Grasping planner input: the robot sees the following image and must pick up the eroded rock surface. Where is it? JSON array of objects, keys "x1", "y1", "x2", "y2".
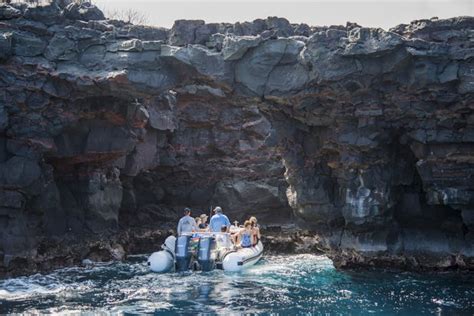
[{"x1": 0, "y1": 2, "x2": 473, "y2": 275}]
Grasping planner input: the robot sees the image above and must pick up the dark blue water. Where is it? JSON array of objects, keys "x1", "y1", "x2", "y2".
[{"x1": 0, "y1": 254, "x2": 473, "y2": 315}]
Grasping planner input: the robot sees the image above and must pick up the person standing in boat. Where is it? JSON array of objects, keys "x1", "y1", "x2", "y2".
[
  {"x1": 177, "y1": 207, "x2": 197, "y2": 236},
  {"x1": 209, "y1": 206, "x2": 231, "y2": 232}
]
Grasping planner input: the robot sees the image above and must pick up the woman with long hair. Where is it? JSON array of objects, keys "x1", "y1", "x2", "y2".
[{"x1": 249, "y1": 216, "x2": 261, "y2": 245}]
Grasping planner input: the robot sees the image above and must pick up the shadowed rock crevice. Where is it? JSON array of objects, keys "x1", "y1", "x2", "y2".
[{"x1": 0, "y1": 2, "x2": 473, "y2": 275}]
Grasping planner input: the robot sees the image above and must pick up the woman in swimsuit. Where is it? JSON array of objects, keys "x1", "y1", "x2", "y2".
[
  {"x1": 238, "y1": 220, "x2": 253, "y2": 248},
  {"x1": 249, "y1": 216, "x2": 261, "y2": 246}
]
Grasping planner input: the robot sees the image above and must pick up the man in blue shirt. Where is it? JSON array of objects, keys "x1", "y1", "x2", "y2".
[{"x1": 209, "y1": 206, "x2": 231, "y2": 232}]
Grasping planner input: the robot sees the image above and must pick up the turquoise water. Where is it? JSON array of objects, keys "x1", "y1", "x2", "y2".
[{"x1": 0, "y1": 254, "x2": 473, "y2": 315}]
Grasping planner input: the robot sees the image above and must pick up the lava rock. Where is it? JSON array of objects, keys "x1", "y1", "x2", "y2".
[
  {"x1": 168, "y1": 19, "x2": 205, "y2": 46},
  {"x1": 0, "y1": 32, "x2": 12, "y2": 60},
  {"x1": 344, "y1": 27, "x2": 403, "y2": 56},
  {"x1": 44, "y1": 34, "x2": 76, "y2": 61},
  {"x1": 222, "y1": 35, "x2": 262, "y2": 61},
  {"x1": 0, "y1": 190, "x2": 25, "y2": 209},
  {"x1": 63, "y1": 2, "x2": 105, "y2": 21},
  {"x1": 235, "y1": 39, "x2": 289, "y2": 96},
  {"x1": 24, "y1": 3, "x2": 63, "y2": 26},
  {"x1": 12, "y1": 31, "x2": 46, "y2": 57},
  {"x1": 0, "y1": 156, "x2": 41, "y2": 188},
  {"x1": 0, "y1": 13, "x2": 473, "y2": 274},
  {"x1": 0, "y1": 4, "x2": 21, "y2": 20}
]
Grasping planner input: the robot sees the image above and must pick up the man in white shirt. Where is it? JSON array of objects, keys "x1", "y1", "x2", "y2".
[
  {"x1": 177, "y1": 208, "x2": 197, "y2": 235},
  {"x1": 216, "y1": 225, "x2": 234, "y2": 249}
]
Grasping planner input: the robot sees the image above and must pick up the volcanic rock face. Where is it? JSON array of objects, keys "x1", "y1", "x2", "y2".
[{"x1": 0, "y1": 2, "x2": 473, "y2": 274}]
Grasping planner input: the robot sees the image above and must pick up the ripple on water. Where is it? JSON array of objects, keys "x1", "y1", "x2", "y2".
[{"x1": 0, "y1": 254, "x2": 473, "y2": 315}]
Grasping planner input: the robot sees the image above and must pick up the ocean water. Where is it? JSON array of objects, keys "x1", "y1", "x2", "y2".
[{"x1": 0, "y1": 254, "x2": 473, "y2": 315}]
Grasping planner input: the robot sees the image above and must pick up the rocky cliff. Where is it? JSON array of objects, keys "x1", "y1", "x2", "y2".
[{"x1": 0, "y1": 2, "x2": 473, "y2": 276}]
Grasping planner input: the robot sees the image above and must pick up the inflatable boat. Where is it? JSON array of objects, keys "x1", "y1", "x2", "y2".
[{"x1": 147, "y1": 232, "x2": 263, "y2": 273}]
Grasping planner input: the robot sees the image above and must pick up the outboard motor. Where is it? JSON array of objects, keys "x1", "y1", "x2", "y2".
[
  {"x1": 197, "y1": 236, "x2": 216, "y2": 271},
  {"x1": 175, "y1": 235, "x2": 192, "y2": 271}
]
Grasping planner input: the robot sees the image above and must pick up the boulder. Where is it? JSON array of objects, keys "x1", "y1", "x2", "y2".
[
  {"x1": 194, "y1": 23, "x2": 219, "y2": 45},
  {"x1": 161, "y1": 44, "x2": 233, "y2": 82},
  {"x1": 15, "y1": 19, "x2": 49, "y2": 36},
  {"x1": 303, "y1": 31, "x2": 359, "y2": 82},
  {"x1": 235, "y1": 39, "x2": 289, "y2": 96},
  {"x1": 0, "y1": 4, "x2": 21, "y2": 20},
  {"x1": 63, "y1": 2, "x2": 105, "y2": 21},
  {"x1": 168, "y1": 19, "x2": 205, "y2": 46},
  {"x1": 0, "y1": 156, "x2": 41, "y2": 189},
  {"x1": 24, "y1": 3, "x2": 63, "y2": 26},
  {"x1": 26, "y1": 92, "x2": 49, "y2": 109},
  {"x1": 12, "y1": 32, "x2": 46, "y2": 57},
  {"x1": 44, "y1": 34, "x2": 76, "y2": 60},
  {"x1": 265, "y1": 16, "x2": 294, "y2": 37},
  {"x1": 79, "y1": 44, "x2": 106, "y2": 67},
  {"x1": 265, "y1": 63, "x2": 309, "y2": 95},
  {"x1": 293, "y1": 23, "x2": 311, "y2": 36},
  {"x1": 206, "y1": 33, "x2": 225, "y2": 50},
  {"x1": 222, "y1": 35, "x2": 262, "y2": 61},
  {"x1": 438, "y1": 62, "x2": 459, "y2": 83},
  {"x1": 344, "y1": 27, "x2": 403, "y2": 56},
  {"x1": 232, "y1": 19, "x2": 267, "y2": 36}
]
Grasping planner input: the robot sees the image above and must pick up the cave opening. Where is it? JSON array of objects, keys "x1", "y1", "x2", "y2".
[{"x1": 391, "y1": 137, "x2": 468, "y2": 255}]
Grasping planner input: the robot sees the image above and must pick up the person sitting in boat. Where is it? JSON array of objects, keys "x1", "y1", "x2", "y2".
[
  {"x1": 216, "y1": 225, "x2": 234, "y2": 249},
  {"x1": 237, "y1": 220, "x2": 253, "y2": 248},
  {"x1": 198, "y1": 214, "x2": 209, "y2": 231},
  {"x1": 177, "y1": 207, "x2": 197, "y2": 236},
  {"x1": 230, "y1": 220, "x2": 240, "y2": 244},
  {"x1": 209, "y1": 206, "x2": 230, "y2": 232},
  {"x1": 195, "y1": 216, "x2": 202, "y2": 228},
  {"x1": 249, "y1": 216, "x2": 261, "y2": 245}
]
